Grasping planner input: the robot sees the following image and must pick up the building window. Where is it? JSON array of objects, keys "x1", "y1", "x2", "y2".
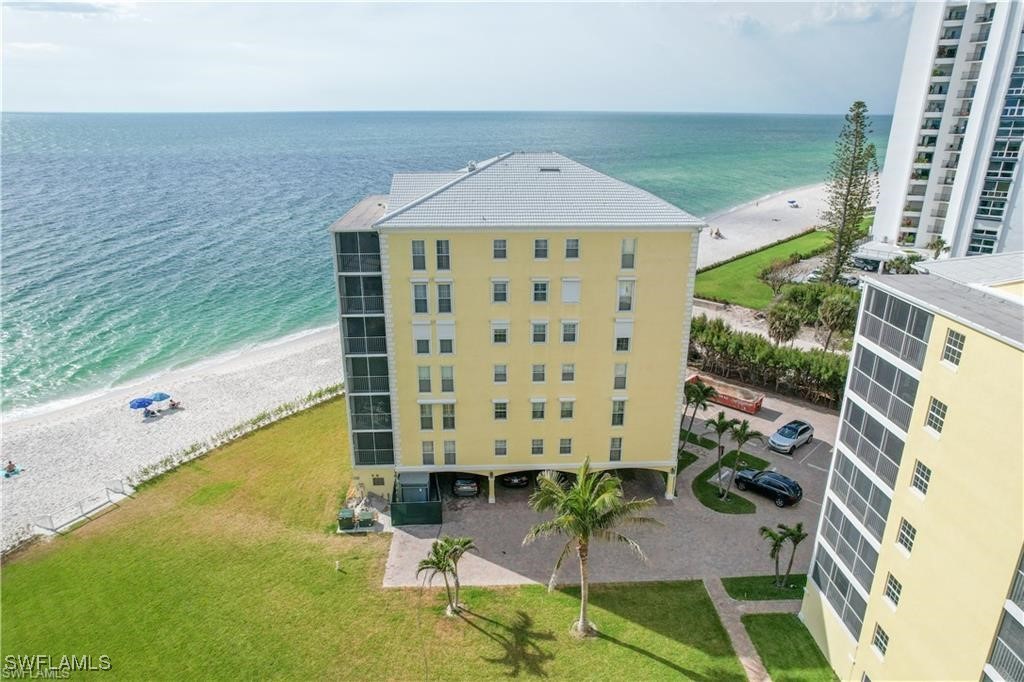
[
  {"x1": 533, "y1": 281, "x2": 549, "y2": 302},
  {"x1": 942, "y1": 329, "x2": 965, "y2": 366},
  {"x1": 897, "y1": 518, "x2": 916, "y2": 553},
  {"x1": 621, "y1": 238, "x2": 636, "y2": 269},
  {"x1": 532, "y1": 364, "x2": 546, "y2": 383},
  {"x1": 925, "y1": 397, "x2": 947, "y2": 433},
  {"x1": 417, "y1": 366, "x2": 431, "y2": 393},
  {"x1": 412, "y1": 240, "x2": 426, "y2": 271},
  {"x1": 612, "y1": 399, "x2": 626, "y2": 426},
  {"x1": 414, "y1": 323, "x2": 431, "y2": 355},
  {"x1": 437, "y1": 322, "x2": 455, "y2": 355},
  {"x1": 421, "y1": 441, "x2": 434, "y2": 465},
  {"x1": 531, "y1": 438, "x2": 544, "y2": 455},
  {"x1": 561, "y1": 321, "x2": 578, "y2": 343},
  {"x1": 442, "y1": 404, "x2": 456, "y2": 430},
  {"x1": 565, "y1": 238, "x2": 580, "y2": 259},
  {"x1": 436, "y1": 240, "x2": 451, "y2": 270},
  {"x1": 443, "y1": 440, "x2": 456, "y2": 465},
  {"x1": 559, "y1": 438, "x2": 573, "y2": 455},
  {"x1": 494, "y1": 401, "x2": 508, "y2": 420},
  {"x1": 532, "y1": 322, "x2": 548, "y2": 344},
  {"x1": 534, "y1": 239, "x2": 548, "y2": 259},
  {"x1": 561, "y1": 363, "x2": 575, "y2": 382},
  {"x1": 494, "y1": 364, "x2": 507, "y2": 383},
  {"x1": 532, "y1": 401, "x2": 546, "y2": 420},
  {"x1": 871, "y1": 624, "x2": 889, "y2": 657},
  {"x1": 420, "y1": 404, "x2": 433, "y2": 430},
  {"x1": 617, "y1": 280, "x2": 635, "y2": 312},
  {"x1": 492, "y1": 280, "x2": 509, "y2": 303},
  {"x1": 493, "y1": 239, "x2": 507, "y2": 260},
  {"x1": 614, "y1": 363, "x2": 628, "y2": 390},
  {"x1": 561, "y1": 278, "x2": 581, "y2": 304},
  {"x1": 883, "y1": 574, "x2": 902, "y2": 606},
  {"x1": 911, "y1": 461, "x2": 931, "y2": 495},
  {"x1": 440, "y1": 366, "x2": 454, "y2": 392},
  {"x1": 492, "y1": 322, "x2": 509, "y2": 344},
  {"x1": 614, "y1": 319, "x2": 633, "y2": 352},
  {"x1": 610, "y1": 437, "x2": 622, "y2": 461},
  {"x1": 413, "y1": 283, "x2": 428, "y2": 314},
  {"x1": 437, "y1": 283, "x2": 452, "y2": 314},
  {"x1": 494, "y1": 439, "x2": 507, "y2": 457},
  {"x1": 560, "y1": 400, "x2": 574, "y2": 419}
]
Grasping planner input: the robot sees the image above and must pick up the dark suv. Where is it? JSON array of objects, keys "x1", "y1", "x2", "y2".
[{"x1": 734, "y1": 470, "x2": 803, "y2": 507}]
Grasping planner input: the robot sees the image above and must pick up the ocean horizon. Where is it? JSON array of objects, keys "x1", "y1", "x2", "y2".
[{"x1": 1, "y1": 111, "x2": 891, "y2": 414}]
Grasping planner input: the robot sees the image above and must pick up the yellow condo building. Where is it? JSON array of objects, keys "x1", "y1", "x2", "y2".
[
  {"x1": 800, "y1": 251, "x2": 1024, "y2": 682},
  {"x1": 329, "y1": 152, "x2": 703, "y2": 508}
]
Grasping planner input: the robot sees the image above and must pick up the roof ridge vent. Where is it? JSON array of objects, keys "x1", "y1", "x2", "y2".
[{"x1": 539, "y1": 166, "x2": 561, "y2": 172}]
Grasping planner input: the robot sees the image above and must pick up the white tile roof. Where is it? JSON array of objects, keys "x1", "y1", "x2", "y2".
[
  {"x1": 375, "y1": 152, "x2": 702, "y2": 229},
  {"x1": 916, "y1": 251, "x2": 1024, "y2": 286}
]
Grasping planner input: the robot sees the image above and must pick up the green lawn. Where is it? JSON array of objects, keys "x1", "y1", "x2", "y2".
[
  {"x1": 695, "y1": 231, "x2": 831, "y2": 309},
  {"x1": 691, "y1": 450, "x2": 770, "y2": 514},
  {"x1": 742, "y1": 614, "x2": 837, "y2": 682},
  {"x1": 722, "y1": 574, "x2": 807, "y2": 601},
  {"x1": 1, "y1": 398, "x2": 746, "y2": 680},
  {"x1": 680, "y1": 429, "x2": 717, "y2": 450},
  {"x1": 677, "y1": 450, "x2": 700, "y2": 472}
]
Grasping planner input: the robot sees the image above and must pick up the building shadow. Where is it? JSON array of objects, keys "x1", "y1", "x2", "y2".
[{"x1": 458, "y1": 608, "x2": 556, "y2": 677}]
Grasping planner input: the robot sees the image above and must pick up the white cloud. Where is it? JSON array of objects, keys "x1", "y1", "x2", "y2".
[
  {"x1": 4, "y1": 41, "x2": 62, "y2": 53},
  {"x1": 725, "y1": 2, "x2": 912, "y2": 35}
]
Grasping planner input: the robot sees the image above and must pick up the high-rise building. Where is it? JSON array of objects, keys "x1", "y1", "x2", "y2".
[
  {"x1": 800, "y1": 251, "x2": 1024, "y2": 681},
  {"x1": 329, "y1": 152, "x2": 702, "y2": 508},
  {"x1": 872, "y1": 1, "x2": 1024, "y2": 257}
]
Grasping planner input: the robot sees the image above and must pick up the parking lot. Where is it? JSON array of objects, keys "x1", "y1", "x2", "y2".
[{"x1": 383, "y1": 391, "x2": 838, "y2": 588}]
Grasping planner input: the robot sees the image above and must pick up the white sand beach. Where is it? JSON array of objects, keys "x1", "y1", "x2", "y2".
[
  {"x1": 0, "y1": 182, "x2": 827, "y2": 552},
  {"x1": 1, "y1": 327, "x2": 343, "y2": 550},
  {"x1": 701, "y1": 183, "x2": 828, "y2": 268}
]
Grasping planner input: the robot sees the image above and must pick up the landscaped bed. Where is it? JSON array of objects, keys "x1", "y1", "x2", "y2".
[
  {"x1": 1, "y1": 398, "x2": 748, "y2": 680},
  {"x1": 695, "y1": 231, "x2": 831, "y2": 309},
  {"x1": 722, "y1": 574, "x2": 807, "y2": 601},
  {"x1": 691, "y1": 450, "x2": 770, "y2": 514},
  {"x1": 742, "y1": 613, "x2": 837, "y2": 682}
]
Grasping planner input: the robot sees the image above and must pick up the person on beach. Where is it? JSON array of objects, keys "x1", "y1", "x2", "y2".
[
  {"x1": 169, "y1": 399, "x2": 181, "y2": 409},
  {"x1": 5, "y1": 461, "x2": 16, "y2": 474}
]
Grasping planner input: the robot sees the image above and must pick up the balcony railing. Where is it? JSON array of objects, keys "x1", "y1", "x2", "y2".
[
  {"x1": 340, "y1": 295, "x2": 385, "y2": 315},
  {"x1": 970, "y1": 31, "x2": 989, "y2": 42},
  {"x1": 963, "y1": 70, "x2": 981, "y2": 80},
  {"x1": 347, "y1": 375, "x2": 390, "y2": 393},
  {"x1": 351, "y1": 413, "x2": 393, "y2": 430},
  {"x1": 932, "y1": 208, "x2": 948, "y2": 218},
  {"x1": 343, "y1": 336, "x2": 387, "y2": 355},
  {"x1": 1011, "y1": 567, "x2": 1024, "y2": 609},
  {"x1": 337, "y1": 254, "x2": 382, "y2": 273},
  {"x1": 990, "y1": 637, "x2": 1024, "y2": 682},
  {"x1": 849, "y1": 371, "x2": 913, "y2": 431},
  {"x1": 957, "y1": 89, "x2": 976, "y2": 99},
  {"x1": 354, "y1": 449, "x2": 395, "y2": 466},
  {"x1": 860, "y1": 312, "x2": 928, "y2": 369}
]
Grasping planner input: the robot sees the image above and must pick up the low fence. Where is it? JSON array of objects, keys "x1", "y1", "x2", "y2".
[{"x1": 34, "y1": 480, "x2": 133, "y2": 535}]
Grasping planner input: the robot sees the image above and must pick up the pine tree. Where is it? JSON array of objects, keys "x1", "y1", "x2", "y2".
[{"x1": 820, "y1": 101, "x2": 879, "y2": 283}]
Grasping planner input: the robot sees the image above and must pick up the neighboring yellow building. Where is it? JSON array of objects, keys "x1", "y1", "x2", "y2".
[
  {"x1": 329, "y1": 152, "x2": 703, "y2": 506},
  {"x1": 800, "y1": 251, "x2": 1024, "y2": 681}
]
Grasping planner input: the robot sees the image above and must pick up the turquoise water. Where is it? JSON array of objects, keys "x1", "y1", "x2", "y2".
[{"x1": 1, "y1": 112, "x2": 890, "y2": 412}]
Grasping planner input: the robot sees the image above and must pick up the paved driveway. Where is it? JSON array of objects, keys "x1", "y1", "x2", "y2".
[{"x1": 384, "y1": 392, "x2": 837, "y2": 588}]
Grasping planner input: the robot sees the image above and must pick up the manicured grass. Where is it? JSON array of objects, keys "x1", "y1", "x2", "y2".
[
  {"x1": 1, "y1": 398, "x2": 746, "y2": 680},
  {"x1": 680, "y1": 429, "x2": 717, "y2": 450},
  {"x1": 691, "y1": 450, "x2": 770, "y2": 514},
  {"x1": 742, "y1": 614, "x2": 837, "y2": 682},
  {"x1": 695, "y1": 231, "x2": 831, "y2": 309},
  {"x1": 677, "y1": 450, "x2": 700, "y2": 472},
  {"x1": 722, "y1": 574, "x2": 807, "y2": 601}
]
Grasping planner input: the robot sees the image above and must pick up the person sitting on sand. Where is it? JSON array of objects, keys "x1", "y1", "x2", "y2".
[
  {"x1": 143, "y1": 408, "x2": 157, "y2": 418},
  {"x1": 5, "y1": 461, "x2": 16, "y2": 474},
  {"x1": 169, "y1": 399, "x2": 181, "y2": 409}
]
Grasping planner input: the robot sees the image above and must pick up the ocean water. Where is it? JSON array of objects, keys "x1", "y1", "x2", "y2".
[{"x1": 0, "y1": 111, "x2": 890, "y2": 413}]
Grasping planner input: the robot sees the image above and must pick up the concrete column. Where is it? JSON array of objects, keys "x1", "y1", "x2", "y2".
[
  {"x1": 488, "y1": 472, "x2": 496, "y2": 504},
  {"x1": 664, "y1": 467, "x2": 677, "y2": 500}
]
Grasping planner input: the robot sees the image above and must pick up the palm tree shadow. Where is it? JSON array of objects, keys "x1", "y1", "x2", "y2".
[
  {"x1": 594, "y1": 632, "x2": 720, "y2": 682},
  {"x1": 458, "y1": 609, "x2": 556, "y2": 677}
]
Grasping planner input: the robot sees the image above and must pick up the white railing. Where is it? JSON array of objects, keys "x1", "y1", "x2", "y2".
[
  {"x1": 34, "y1": 480, "x2": 133, "y2": 535},
  {"x1": 990, "y1": 637, "x2": 1024, "y2": 682}
]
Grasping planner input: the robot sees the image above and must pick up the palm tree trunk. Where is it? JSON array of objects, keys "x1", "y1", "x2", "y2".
[
  {"x1": 452, "y1": 567, "x2": 461, "y2": 612},
  {"x1": 783, "y1": 546, "x2": 797, "y2": 586},
  {"x1": 716, "y1": 444, "x2": 725, "y2": 497},
  {"x1": 824, "y1": 328, "x2": 834, "y2": 351},
  {"x1": 723, "y1": 449, "x2": 739, "y2": 500},
  {"x1": 684, "y1": 405, "x2": 699, "y2": 451},
  {"x1": 577, "y1": 540, "x2": 591, "y2": 635},
  {"x1": 442, "y1": 573, "x2": 455, "y2": 616}
]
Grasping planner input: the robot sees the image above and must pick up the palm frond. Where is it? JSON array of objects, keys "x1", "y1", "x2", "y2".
[{"x1": 547, "y1": 540, "x2": 575, "y2": 592}]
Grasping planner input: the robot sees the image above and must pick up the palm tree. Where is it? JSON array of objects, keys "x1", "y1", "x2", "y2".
[
  {"x1": 781, "y1": 522, "x2": 808, "y2": 587},
  {"x1": 523, "y1": 458, "x2": 660, "y2": 637},
  {"x1": 417, "y1": 540, "x2": 456, "y2": 616},
  {"x1": 722, "y1": 419, "x2": 765, "y2": 501},
  {"x1": 442, "y1": 535, "x2": 478, "y2": 612},
  {"x1": 705, "y1": 411, "x2": 738, "y2": 497},
  {"x1": 682, "y1": 380, "x2": 716, "y2": 452},
  {"x1": 759, "y1": 525, "x2": 787, "y2": 587}
]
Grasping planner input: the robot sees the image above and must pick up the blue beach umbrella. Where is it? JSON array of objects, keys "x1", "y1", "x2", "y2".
[
  {"x1": 129, "y1": 397, "x2": 153, "y2": 410},
  {"x1": 148, "y1": 392, "x2": 171, "y2": 402}
]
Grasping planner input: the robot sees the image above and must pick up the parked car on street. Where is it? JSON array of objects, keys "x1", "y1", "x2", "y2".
[
  {"x1": 499, "y1": 472, "x2": 531, "y2": 488},
  {"x1": 452, "y1": 476, "x2": 479, "y2": 497},
  {"x1": 734, "y1": 470, "x2": 803, "y2": 507},
  {"x1": 768, "y1": 420, "x2": 815, "y2": 454},
  {"x1": 852, "y1": 257, "x2": 881, "y2": 272}
]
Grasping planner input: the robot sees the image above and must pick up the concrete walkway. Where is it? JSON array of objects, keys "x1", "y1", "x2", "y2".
[{"x1": 703, "y1": 576, "x2": 801, "y2": 682}]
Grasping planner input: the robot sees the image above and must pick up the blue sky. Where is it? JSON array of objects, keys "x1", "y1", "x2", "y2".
[{"x1": 2, "y1": 1, "x2": 913, "y2": 114}]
